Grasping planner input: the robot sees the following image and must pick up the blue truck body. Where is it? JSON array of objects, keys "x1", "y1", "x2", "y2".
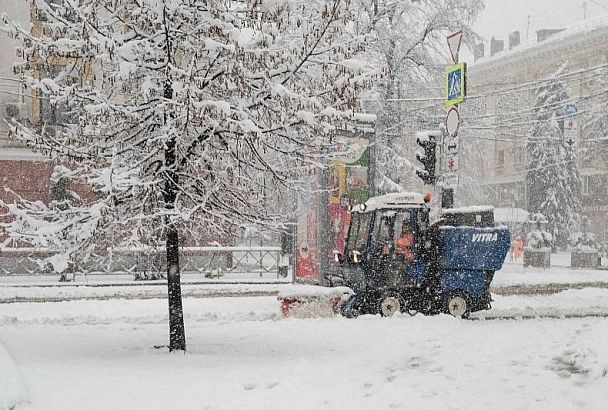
[
  {"x1": 439, "y1": 226, "x2": 511, "y2": 272},
  {"x1": 437, "y1": 226, "x2": 510, "y2": 301}
]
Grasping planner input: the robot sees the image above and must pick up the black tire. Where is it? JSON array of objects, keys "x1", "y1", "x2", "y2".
[
  {"x1": 445, "y1": 292, "x2": 471, "y2": 319},
  {"x1": 377, "y1": 292, "x2": 405, "y2": 317}
]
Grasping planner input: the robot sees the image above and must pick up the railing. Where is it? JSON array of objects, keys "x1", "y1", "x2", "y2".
[{"x1": 0, "y1": 246, "x2": 292, "y2": 282}]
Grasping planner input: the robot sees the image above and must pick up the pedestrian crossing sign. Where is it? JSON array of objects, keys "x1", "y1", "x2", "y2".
[{"x1": 445, "y1": 63, "x2": 466, "y2": 107}]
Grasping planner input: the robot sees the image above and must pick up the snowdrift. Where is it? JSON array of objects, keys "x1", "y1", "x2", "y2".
[
  {"x1": 0, "y1": 342, "x2": 27, "y2": 410},
  {"x1": 277, "y1": 286, "x2": 353, "y2": 318}
]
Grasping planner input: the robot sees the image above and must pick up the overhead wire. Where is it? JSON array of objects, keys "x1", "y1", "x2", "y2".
[{"x1": 370, "y1": 63, "x2": 608, "y2": 140}]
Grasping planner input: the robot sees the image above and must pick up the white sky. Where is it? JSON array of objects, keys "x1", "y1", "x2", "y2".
[{"x1": 475, "y1": 0, "x2": 608, "y2": 41}]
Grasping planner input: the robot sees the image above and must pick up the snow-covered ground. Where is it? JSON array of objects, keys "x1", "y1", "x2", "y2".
[
  {"x1": 494, "y1": 252, "x2": 608, "y2": 287},
  {"x1": 1, "y1": 252, "x2": 608, "y2": 409},
  {"x1": 2, "y1": 290, "x2": 608, "y2": 410}
]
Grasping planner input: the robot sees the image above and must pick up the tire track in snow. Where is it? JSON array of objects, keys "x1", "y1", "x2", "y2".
[
  {"x1": 491, "y1": 282, "x2": 608, "y2": 296},
  {"x1": 470, "y1": 312, "x2": 608, "y2": 321}
]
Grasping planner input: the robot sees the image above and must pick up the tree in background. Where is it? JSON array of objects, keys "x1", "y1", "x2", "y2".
[
  {"x1": 49, "y1": 165, "x2": 80, "y2": 211},
  {"x1": 526, "y1": 65, "x2": 581, "y2": 249},
  {"x1": 2, "y1": 0, "x2": 375, "y2": 351},
  {"x1": 351, "y1": 0, "x2": 483, "y2": 194}
]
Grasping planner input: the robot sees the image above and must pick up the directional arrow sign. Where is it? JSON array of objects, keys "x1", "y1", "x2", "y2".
[
  {"x1": 446, "y1": 138, "x2": 459, "y2": 155},
  {"x1": 447, "y1": 31, "x2": 464, "y2": 63}
]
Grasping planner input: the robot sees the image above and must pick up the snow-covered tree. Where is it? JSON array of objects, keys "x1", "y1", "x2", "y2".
[
  {"x1": 526, "y1": 65, "x2": 580, "y2": 249},
  {"x1": 351, "y1": 0, "x2": 483, "y2": 193},
  {"x1": 1, "y1": 0, "x2": 375, "y2": 351}
]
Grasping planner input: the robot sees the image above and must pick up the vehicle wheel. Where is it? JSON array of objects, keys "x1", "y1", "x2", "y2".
[
  {"x1": 445, "y1": 292, "x2": 471, "y2": 319},
  {"x1": 377, "y1": 293, "x2": 404, "y2": 317}
]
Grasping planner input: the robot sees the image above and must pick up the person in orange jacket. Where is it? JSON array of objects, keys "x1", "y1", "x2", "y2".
[
  {"x1": 513, "y1": 234, "x2": 524, "y2": 260},
  {"x1": 395, "y1": 223, "x2": 414, "y2": 263}
]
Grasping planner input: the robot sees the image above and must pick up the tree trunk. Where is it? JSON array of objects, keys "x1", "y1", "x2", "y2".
[
  {"x1": 166, "y1": 224, "x2": 186, "y2": 351},
  {"x1": 163, "y1": 79, "x2": 186, "y2": 352}
]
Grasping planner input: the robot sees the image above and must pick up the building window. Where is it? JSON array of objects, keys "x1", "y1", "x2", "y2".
[
  {"x1": 516, "y1": 146, "x2": 525, "y2": 165},
  {"x1": 583, "y1": 175, "x2": 605, "y2": 196},
  {"x1": 495, "y1": 149, "x2": 505, "y2": 175}
]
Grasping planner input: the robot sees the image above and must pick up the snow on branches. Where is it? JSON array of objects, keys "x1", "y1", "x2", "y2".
[
  {"x1": 2, "y1": 0, "x2": 377, "y2": 257},
  {"x1": 526, "y1": 64, "x2": 581, "y2": 248}
]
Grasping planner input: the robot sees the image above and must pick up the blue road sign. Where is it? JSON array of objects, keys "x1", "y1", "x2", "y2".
[{"x1": 445, "y1": 63, "x2": 465, "y2": 107}]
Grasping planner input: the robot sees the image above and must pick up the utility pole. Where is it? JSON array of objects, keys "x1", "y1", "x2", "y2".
[
  {"x1": 583, "y1": 1, "x2": 588, "y2": 19},
  {"x1": 440, "y1": 126, "x2": 454, "y2": 208}
]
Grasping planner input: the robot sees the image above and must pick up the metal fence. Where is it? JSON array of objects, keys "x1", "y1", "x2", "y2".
[{"x1": 0, "y1": 245, "x2": 292, "y2": 282}]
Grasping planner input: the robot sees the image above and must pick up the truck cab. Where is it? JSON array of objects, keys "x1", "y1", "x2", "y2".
[{"x1": 339, "y1": 192, "x2": 429, "y2": 290}]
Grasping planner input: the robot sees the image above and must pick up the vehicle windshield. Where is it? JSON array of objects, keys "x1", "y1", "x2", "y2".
[{"x1": 345, "y1": 212, "x2": 372, "y2": 255}]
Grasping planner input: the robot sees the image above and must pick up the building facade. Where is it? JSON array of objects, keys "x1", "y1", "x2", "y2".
[{"x1": 466, "y1": 17, "x2": 608, "y2": 242}]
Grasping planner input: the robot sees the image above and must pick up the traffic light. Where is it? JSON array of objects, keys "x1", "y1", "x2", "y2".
[{"x1": 415, "y1": 132, "x2": 437, "y2": 185}]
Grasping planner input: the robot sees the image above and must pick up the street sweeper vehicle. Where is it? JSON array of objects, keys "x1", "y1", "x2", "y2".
[{"x1": 332, "y1": 192, "x2": 510, "y2": 318}]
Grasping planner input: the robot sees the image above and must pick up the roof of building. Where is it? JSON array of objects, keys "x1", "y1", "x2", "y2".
[{"x1": 471, "y1": 14, "x2": 608, "y2": 69}]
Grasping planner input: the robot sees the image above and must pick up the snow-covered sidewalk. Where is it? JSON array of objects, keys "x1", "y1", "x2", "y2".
[
  {"x1": 493, "y1": 256, "x2": 608, "y2": 288},
  {"x1": 2, "y1": 266, "x2": 607, "y2": 304}
]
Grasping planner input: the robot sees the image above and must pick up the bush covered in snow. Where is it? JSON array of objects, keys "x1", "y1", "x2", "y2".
[
  {"x1": 569, "y1": 217, "x2": 600, "y2": 253},
  {"x1": 526, "y1": 213, "x2": 552, "y2": 250}
]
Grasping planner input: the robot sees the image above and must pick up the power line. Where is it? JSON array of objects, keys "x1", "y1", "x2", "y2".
[
  {"x1": 363, "y1": 61, "x2": 608, "y2": 104},
  {"x1": 588, "y1": 0, "x2": 608, "y2": 13}
]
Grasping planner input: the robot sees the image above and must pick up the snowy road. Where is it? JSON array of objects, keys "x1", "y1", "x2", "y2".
[{"x1": 2, "y1": 292, "x2": 608, "y2": 410}]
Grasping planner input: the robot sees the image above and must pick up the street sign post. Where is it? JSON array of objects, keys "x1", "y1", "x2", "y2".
[
  {"x1": 564, "y1": 117, "x2": 578, "y2": 146},
  {"x1": 445, "y1": 63, "x2": 466, "y2": 107},
  {"x1": 440, "y1": 31, "x2": 465, "y2": 209}
]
